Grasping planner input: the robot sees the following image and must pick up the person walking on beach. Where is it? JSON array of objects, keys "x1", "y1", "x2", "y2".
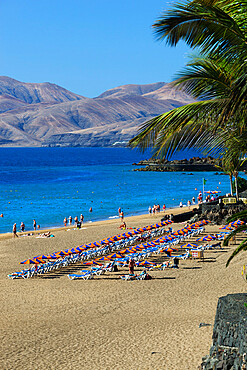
[
  {"x1": 33, "y1": 219, "x2": 36, "y2": 230},
  {"x1": 120, "y1": 210, "x2": 124, "y2": 221},
  {"x1": 80, "y1": 214, "x2": 84, "y2": 224},
  {"x1": 129, "y1": 258, "x2": 135, "y2": 275},
  {"x1": 163, "y1": 204, "x2": 166, "y2": 212},
  {"x1": 20, "y1": 222, "x2": 25, "y2": 232},
  {"x1": 13, "y1": 223, "x2": 18, "y2": 238},
  {"x1": 68, "y1": 216, "x2": 72, "y2": 225},
  {"x1": 63, "y1": 217, "x2": 67, "y2": 227}
]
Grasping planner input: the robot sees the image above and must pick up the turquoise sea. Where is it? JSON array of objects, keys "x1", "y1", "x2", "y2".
[{"x1": 0, "y1": 147, "x2": 231, "y2": 234}]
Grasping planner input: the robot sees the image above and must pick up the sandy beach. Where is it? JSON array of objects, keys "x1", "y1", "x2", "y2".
[{"x1": 1, "y1": 208, "x2": 246, "y2": 370}]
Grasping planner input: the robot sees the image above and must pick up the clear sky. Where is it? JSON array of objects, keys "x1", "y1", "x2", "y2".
[{"x1": 0, "y1": 0, "x2": 190, "y2": 98}]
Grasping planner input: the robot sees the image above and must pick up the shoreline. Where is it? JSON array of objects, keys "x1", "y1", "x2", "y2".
[{"x1": 0, "y1": 204, "x2": 198, "y2": 241}]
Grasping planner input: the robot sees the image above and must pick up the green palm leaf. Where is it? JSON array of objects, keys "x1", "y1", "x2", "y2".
[
  {"x1": 223, "y1": 225, "x2": 247, "y2": 246},
  {"x1": 227, "y1": 211, "x2": 247, "y2": 223},
  {"x1": 153, "y1": 0, "x2": 247, "y2": 61},
  {"x1": 226, "y1": 238, "x2": 247, "y2": 267}
]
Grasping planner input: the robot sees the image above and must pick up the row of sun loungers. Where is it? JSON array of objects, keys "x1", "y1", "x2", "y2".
[{"x1": 8, "y1": 220, "x2": 225, "y2": 280}]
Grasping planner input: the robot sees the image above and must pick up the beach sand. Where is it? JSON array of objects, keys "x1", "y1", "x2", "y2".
[{"x1": 1, "y1": 208, "x2": 246, "y2": 370}]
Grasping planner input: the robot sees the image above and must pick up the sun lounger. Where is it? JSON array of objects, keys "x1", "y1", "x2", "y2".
[
  {"x1": 120, "y1": 274, "x2": 137, "y2": 281},
  {"x1": 67, "y1": 272, "x2": 94, "y2": 280}
]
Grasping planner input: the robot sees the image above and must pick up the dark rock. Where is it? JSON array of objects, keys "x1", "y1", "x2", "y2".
[{"x1": 200, "y1": 294, "x2": 247, "y2": 369}]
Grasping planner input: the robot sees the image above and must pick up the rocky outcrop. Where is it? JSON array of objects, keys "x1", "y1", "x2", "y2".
[
  {"x1": 133, "y1": 156, "x2": 220, "y2": 172},
  {"x1": 200, "y1": 293, "x2": 247, "y2": 369},
  {"x1": 201, "y1": 202, "x2": 247, "y2": 224}
]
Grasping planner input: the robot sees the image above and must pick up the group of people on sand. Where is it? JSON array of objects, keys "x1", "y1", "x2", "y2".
[
  {"x1": 148, "y1": 204, "x2": 167, "y2": 215},
  {"x1": 63, "y1": 214, "x2": 84, "y2": 228},
  {"x1": 12, "y1": 219, "x2": 39, "y2": 238}
]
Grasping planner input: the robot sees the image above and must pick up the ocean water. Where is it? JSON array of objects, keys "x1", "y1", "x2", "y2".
[{"x1": 0, "y1": 147, "x2": 231, "y2": 234}]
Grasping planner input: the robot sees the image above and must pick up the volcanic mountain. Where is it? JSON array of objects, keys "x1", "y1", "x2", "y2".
[{"x1": 0, "y1": 77, "x2": 194, "y2": 147}]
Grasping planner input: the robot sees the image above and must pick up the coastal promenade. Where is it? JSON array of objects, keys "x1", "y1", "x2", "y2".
[{"x1": 1, "y1": 209, "x2": 246, "y2": 369}]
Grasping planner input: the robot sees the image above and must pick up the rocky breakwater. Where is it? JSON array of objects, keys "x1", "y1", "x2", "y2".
[
  {"x1": 200, "y1": 293, "x2": 247, "y2": 369},
  {"x1": 133, "y1": 156, "x2": 219, "y2": 172}
]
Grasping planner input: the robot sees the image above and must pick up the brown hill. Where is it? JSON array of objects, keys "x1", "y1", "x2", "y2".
[
  {"x1": 97, "y1": 82, "x2": 166, "y2": 99},
  {"x1": 0, "y1": 76, "x2": 85, "y2": 105},
  {"x1": 143, "y1": 82, "x2": 195, "y2": 104},
  {"x1": 0, "y1": 78, "x2": 194, "y2": 147}
]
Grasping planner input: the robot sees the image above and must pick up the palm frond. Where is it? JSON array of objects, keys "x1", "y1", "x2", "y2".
[
  {"x1": 223, "y1": 225, "x2": 247, "y2": 246},
  {"x1": 226, "y1": 238, "x2": 247, "y2": 267},
  {"x1": 153, "y1": 0, "x2": 247, "y2": 61},
  {"x1": 227, "y1": 211, "x2": 247, "y2": 223}
]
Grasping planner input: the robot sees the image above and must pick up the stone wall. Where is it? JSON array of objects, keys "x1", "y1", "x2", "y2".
[{"x1": 200, "y1": 293, "x2": 247, "y2": 369}]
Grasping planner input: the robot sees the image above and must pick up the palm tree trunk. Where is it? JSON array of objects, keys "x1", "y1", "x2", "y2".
[
  {"x1": 234, "y1": 172, "x2": 239, "y2": 201},
  {"x1": 229, "y1": 173, "x2": 233, "y2": 196}
]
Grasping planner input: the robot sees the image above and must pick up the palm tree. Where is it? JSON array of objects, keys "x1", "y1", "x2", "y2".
[
  {"x1": 129, "y1": 0, "x2": 247, "y2": 161},
  {"x1": 216, "y1": 150, "x2": 246, "y2": 199}
]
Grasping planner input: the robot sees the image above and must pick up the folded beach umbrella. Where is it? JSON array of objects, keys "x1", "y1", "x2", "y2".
[
  {"x1": 95, "y1": 256, "x2": 111, "y2": 262},
  {"x1": 107, "y1": 253, "x2": 123, "y2": 259},
  {"x1": 205, "y1": 235, "x2": 217, "y2": 240},
  {"x1": 219, "y1": 225, "x2": 234, "y2": 230},
  {"x1": 55, "y1": 250, "x2": 70, "y2": 257},
  {"x1": 165, "y1": 247, "x2": 177, "y2": 252},
  {"x1": 33, "y1": 254, "x2": 53, "y2": 259},
  {"x1": 181, "y1": 228, "x2": 190, "y2": 233},
  {"x1": 44, "y1": 254, "x2": 58, "y2": 259},
  {"x1": 173, "y1": 230, "x2": 184, "y2": 236},
  {"x1": 139, "y1": 261, "x2": 155, "y2": 266},
  {"x1": 167, "y1": 235, "x2": 177, "y2": 240},
  {"x1": 196, "y1": 236, "x2": 207, "y2": 242},
  {"x1": 204, "y1": 190, "x2": 221, "y2": 194},
  {"x1": 119, "y1": 249, "x2": 133, "y2": 254},
  {"x1": 100, "y1": 239, "x2": 110, "y2": 245},
  {"x1": 136, "y1": 227, "x2": 145, "y2": 232},
  {"x1": 20, "y1": 258, "x2": 44, "y2": 264},
  {"x1": 180, "y1": 243, "x2": 198, "y2": 248},
  {"x1": 230, "y1": 220, "x2": 245, "y2": 226},
  {"x1": 69, "y1": 247, "x2": 84, "y2": 254},
  {"x1": 91, "y1": 241, "x2": 102, "y2": 247},
  {"x1": 106, "y1": 237, "x2": 117, "y2": 243},
  {"x1": 84, "y1": 260, "x2": 103, "y2": 265},
  {"x1": 196, "y1": 235, "x2": 216, "y2": 242}
]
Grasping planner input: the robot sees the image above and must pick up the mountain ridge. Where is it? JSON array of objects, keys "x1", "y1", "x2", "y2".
[{"x1": 0, "y1": 76, "x2": 194, "y2": 147}]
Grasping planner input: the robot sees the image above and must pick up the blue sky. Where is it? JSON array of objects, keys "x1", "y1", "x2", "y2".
[{"x1": 0, "y1": 0, "x2": 190, "y2": 97}]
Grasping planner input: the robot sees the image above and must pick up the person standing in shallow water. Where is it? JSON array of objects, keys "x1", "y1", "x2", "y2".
[
  {"x1": 13, "y1": 223, "x2": 18, "y2": 238},
  {"x1": 20, "y1": 222, "x2": 25, "y2": 232},
  {"x1": 33, "y1": 219, "x2": 36, "y2": 230}
]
